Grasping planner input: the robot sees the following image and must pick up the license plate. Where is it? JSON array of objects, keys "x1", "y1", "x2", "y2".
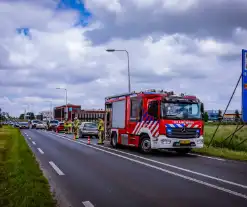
[{"x1": 180, "y1": 140, "x2": 190, "y2": 144}]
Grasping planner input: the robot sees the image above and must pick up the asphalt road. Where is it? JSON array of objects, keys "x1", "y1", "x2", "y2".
[{"x1": 21, "y1": 129, "x2": 247, "y2": 207}]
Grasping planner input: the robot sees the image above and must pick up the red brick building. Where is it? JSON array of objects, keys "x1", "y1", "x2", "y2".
[
  {"x1": 54, "y1": 104, "x2": 81, "y2": 121},
  {"x1": 75, "y1": 109, "x2": 105, "y2": 122}
]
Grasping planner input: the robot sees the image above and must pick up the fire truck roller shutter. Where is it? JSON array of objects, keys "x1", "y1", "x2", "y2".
[{"x1": 112, "y1": 100, "x2": 126, "y2": 128}]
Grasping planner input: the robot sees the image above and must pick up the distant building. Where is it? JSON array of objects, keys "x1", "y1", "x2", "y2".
[
  {"x1": 206, "y1": 110, "x2": 242, "y2": 122},
  {"x1": 54, "y1": 104, "x2": 81, "y2": 121},
  {"x1": 75, "y1": 109, "x2": 105, "y2": 122},
  {"x1": 40, "y1": 110, "x2": 53, "y2": 119}
]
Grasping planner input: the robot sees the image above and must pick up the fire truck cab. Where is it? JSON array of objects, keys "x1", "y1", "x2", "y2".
[{"x1": 104, "y1": 89, "x2": 204, "y2": 154}]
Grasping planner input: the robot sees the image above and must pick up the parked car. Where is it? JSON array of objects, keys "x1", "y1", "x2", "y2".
[
  {"x1": 54, "y1": 122, "x2": 64, "y2": 133},
  {"x1": 14, "y1": 122, "x2": 19, "y2": 128},
  {"x1": 47, "y1": 120, "x2": 59, "y2": 131},
  {"x1": 79, "y1": 122, "x2": 98, "y2": 138},
  {"x1": 18, "y1": 122, "x2": 29, "y2": 129},
  {"x1": 31, "y1": 120, "x2": 39, "y2": 129},
  {"x1": 36, "y1": 121, "x2": 46, "y2": 129}
]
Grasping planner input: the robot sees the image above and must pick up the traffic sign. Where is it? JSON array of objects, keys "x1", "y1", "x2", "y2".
[
  {"x1": 242, "y1": 49, "x2": 247, "y2": 122},
  {"x1": 69, "y1": 107, "x2": 72, "y2": 112}
]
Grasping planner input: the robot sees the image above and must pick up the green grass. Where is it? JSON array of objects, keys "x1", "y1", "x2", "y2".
[
  {"x1": 193, "y1": 147, "x2": 247, "y2": 161},
  {"x1": 192, "y1": 125, "x2": 247, "y2": 161},
  {"x1": 0, "y1": 126, "x2": 56, "y2": 207}
]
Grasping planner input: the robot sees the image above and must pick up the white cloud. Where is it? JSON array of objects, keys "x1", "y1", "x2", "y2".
[{"x1": 0, "y1": 0, "x2": 245, "y2": 117}]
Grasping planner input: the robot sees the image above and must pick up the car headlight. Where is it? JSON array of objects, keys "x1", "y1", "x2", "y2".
[
  {"x1": 196, "y1": 129, "x2": 200, "y2": 138},
  {"x1": 166, "y1": 128, "x2": 172, "y2": 135}
]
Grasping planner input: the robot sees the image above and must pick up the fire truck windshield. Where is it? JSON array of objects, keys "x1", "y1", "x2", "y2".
[{"x1": 161, "y1": 102, "x2": 202, "y2": 120}]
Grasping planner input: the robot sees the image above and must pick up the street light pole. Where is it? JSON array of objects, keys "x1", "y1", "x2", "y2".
[
  {"x1": 56, "y1": 87, "x2": 68, "y2": 120},
  {"x1": 64, "y1": 89, "x2": 68, "y2": 120},
  {"x1": 50, "y1": 102, "x2": 53, "y2": 119},
  {"x1": 106, "y1": 49, "x2": 131, "y2": 93}
]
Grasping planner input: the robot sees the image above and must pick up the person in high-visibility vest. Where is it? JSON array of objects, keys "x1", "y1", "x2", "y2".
[
  {"x1": 64, "y1": 119, "x2": 68, "y2": 134},
  {"x1": 68, "y1": 119, "x2": 72, "y2": 134},
  {"x1": 97, "y1": 118, "x2": 104, "y2": 145},
  {"x1": 73, "y1": 117, "x2": 80, "y2": 139}
]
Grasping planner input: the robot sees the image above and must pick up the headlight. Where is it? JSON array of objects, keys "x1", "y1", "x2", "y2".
[
  {"x1": 196, "y1": 129, "x2": 200, "y2": 138},
  {"x1": 166, "y1": 128, "x2": 172, "y2": 135}
]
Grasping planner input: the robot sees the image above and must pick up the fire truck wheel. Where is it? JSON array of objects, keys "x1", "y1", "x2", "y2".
[
  {"x1": 111, "y1": 133, "x2": 118, "y2": 148},
  {"x1": 140, "y1": 135, "x2": 152, "y2": 153}
]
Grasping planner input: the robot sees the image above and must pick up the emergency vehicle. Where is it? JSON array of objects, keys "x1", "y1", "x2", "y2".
[{"x1": 104, "y1": 89, "x2": 204, "y2": 154}]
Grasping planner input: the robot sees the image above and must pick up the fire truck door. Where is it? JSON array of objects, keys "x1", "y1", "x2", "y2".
[
  {"x1": 129, "y1": 97, "x2": 142, "y2": 136},
  {"x1": 147, "y1": 99, "x2": 160, "y2": 121}
]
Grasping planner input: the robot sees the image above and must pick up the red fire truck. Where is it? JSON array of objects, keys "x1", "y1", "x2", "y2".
[{"x1": 104, "y1": 89, "x2": 204, "y2": 154}]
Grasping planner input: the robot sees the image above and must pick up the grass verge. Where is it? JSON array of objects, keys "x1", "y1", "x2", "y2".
[
  {"x1": 0, "y1": 126, "x2": 56, "y2": 207},
  {"x1": 191, "y1": 125, "x2": 247, "y2": 161},
  {"x1": 192, "y1": 147, "x2": 247, "y2": 161}
]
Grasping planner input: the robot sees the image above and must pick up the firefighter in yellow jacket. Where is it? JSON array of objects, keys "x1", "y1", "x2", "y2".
[
  {"x1": 68, "y1": 119, "x2": 72, "y2": 134},
  {"x1": 97, "y1": 118, "x2": 104, "y2": 145},
  {"x1": 73, "y1": 117, "x2": 80, "y2": 139},
  {"x1": 64, "y1": 119, "x2": 68, "y2": 134}
]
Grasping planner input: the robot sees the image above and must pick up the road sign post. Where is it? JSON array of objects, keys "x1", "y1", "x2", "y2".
[
  {"x1": 69, "y1": 107, "x2": 72, "y2": 121},
  {"x1": 208, "y1": 50, "x2": 246, "y2": 147},
  {"x1": 242, "y1": 49, "x2": 247, "y2": 123}
]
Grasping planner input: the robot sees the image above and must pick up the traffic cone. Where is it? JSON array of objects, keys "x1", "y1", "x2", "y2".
[{"x1": 87, "y1": 136, "x2": 91, "y2": 145}]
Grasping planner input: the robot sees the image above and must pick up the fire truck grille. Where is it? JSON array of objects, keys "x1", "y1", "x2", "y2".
[{"x1": 166, "y1": 128, "x2": 199, "y2": 139}]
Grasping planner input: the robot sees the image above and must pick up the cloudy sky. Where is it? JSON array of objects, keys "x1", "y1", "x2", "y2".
[{"x1": 0, "y1": 0, "x2": 246, "y2": 116}]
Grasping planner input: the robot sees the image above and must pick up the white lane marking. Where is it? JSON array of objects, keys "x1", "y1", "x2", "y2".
[
  {"x1": 75, "y1": 139, "x2": 247, "y2": 190},
  {"x1": 49, "y1": 161, "x2": 65, "y2": 175},
  {"x1": 51, "y1": 132, "x2": 247, "y2": 190},
  {"x1": 49, "y1": 132, "x2": 224, "y2": 161},
  {"x1": 26, "y1": 134, "x2": 29, "y2": 136},
  {"x1": 82, "y1": 201, "x2": 94, "y2": 207},
  {"x1": 188, "y1": 153, "x2": 225, "y2": 161},
  {"x1": 51, "y1": 134, "x2": 247, "y2": 199},
  {"x1": 32, "y1": 141, "x2": 36, "y2": 145},
  {"x1": 37, "y1": 148, "x2": 44, "y2": 154},
  {"x1": 28, "y1": 137, "x2": 31, "y2": 140}
]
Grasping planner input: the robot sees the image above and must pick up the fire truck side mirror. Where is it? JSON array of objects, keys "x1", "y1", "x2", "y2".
[
  {"x1": 148, "y1": 104, "x2": 153, "y2": 116},
  {"x1": 148, "y1": 101, "x2": 158, "y2": 120},
  {"x1": 201, "y1": 103, "x2": 204, "y2": 113}
]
